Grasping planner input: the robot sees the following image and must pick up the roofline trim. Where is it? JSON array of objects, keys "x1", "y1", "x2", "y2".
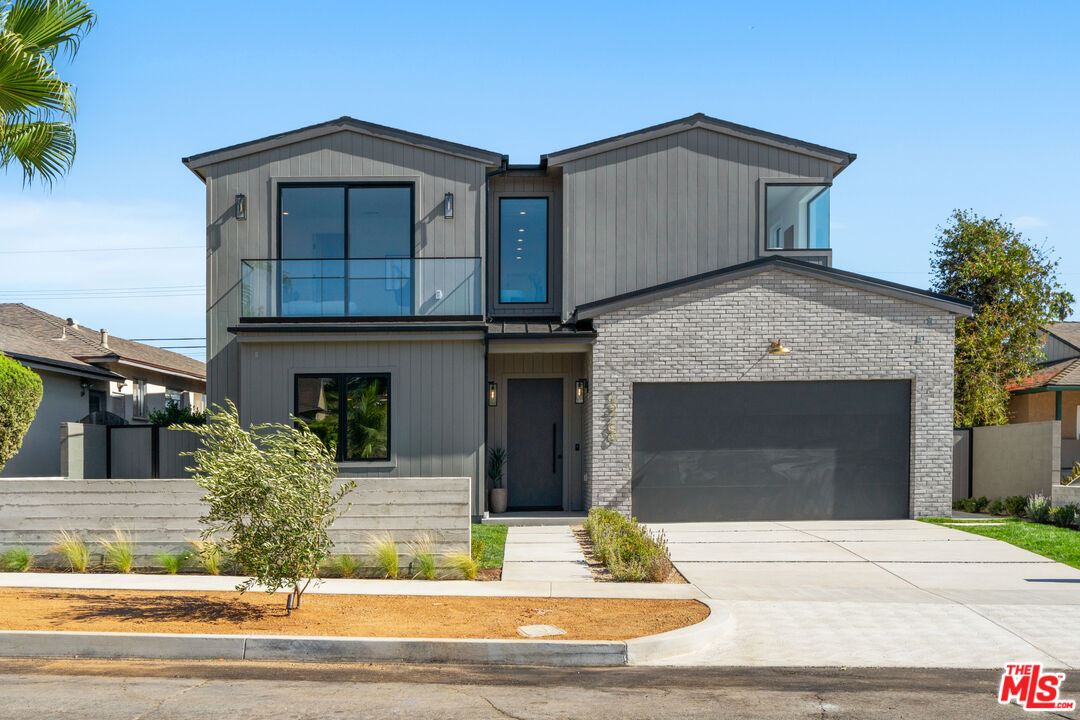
[
  {"x1": 182, "y1": 117, "x2": 504, "y2": 178},
  {"x1": 1010, "y1": 385, "x2": 1080, "y2": 394},
  {"x1": 543, "y1": 113, "x2": 857, "y2": 169},
  {"x1": 3, "y1": 352, "x2": 124, "y2": 381},
  {"x1": 573, "y1": 256, "x2": 974, "y2": 320}
]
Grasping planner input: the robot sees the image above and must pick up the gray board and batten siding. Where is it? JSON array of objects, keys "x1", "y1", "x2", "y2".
[
  {"x1": 556, "y1": 125, "x2": 844, "y2": 321},
  {"x1": 191, "y1": 125, "x2": 499, "y2": 408}
]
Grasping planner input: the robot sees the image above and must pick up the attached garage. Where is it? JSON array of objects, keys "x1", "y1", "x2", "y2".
[{"x1": 631, "y1": 380, "x2": 911, "y2": 522}]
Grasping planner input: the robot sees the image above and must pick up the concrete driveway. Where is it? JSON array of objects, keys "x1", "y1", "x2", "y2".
[{"x1": 651, "y1": 520, "x2": 1080, "y2": 669}]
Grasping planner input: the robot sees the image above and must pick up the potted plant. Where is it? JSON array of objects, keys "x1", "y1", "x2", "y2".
[{"x1": 488, "y1": 447, "x2": 508, "y2": 514}]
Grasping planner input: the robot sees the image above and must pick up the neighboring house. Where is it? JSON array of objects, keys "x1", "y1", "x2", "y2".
[
  {"x1": 183, "y1": 113, "x2": 971, "y2": 522},
  {"x1": 1007, "y1": 323, "x2": 1080, "y2": 473},
  {"x1": 0, "y1": 304, "x2": 206, "y2": 477}
]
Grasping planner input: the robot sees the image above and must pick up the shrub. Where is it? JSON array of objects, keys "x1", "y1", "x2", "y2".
[
  {"x1": 0, "y1": 546, "x2": 33, "y2": 572},
  {"x1": 583, "y1": 508, "x2": 673, "y2": 582},
  {"x1": 972, "y1": 496, "x2": 989, "y2": 512},
  {"x1": 176, "y1": 401, "x2": 355, "y2": 609},
  {"x1": 368, "y1": 534, "x2": 399, "y2": 579},
  {"x1": 987, "y1": 498, "x2": 1005, "y2": 516},
  {"x1": 150, "y1": 397, "x2": 208, "y2": 426},
  {"x1": 952, "y1": 499, "x2": 963, "y2": 511},
  {"x1": 0, "y1": 354, "x2": 43, "y2": 472},
  {"x1": 154, "y1": 550, "x2": 189, "y2": 574},
  {"x1": 471, "y1": 536, "x2": 485, "y2": 562},
  {"x1": 408, "y1": 534, "x2": 437, "y2": 580},
  {"x1": 52, "y1": 530, "x2": 89, "y2": 572},
  {"x1": 1004, "y1": 495, "x2": 1028, "y2": 517},
  {"x1": 187, "y1": 539, "x2": 222, "y2": 575},
  {"x1": 1026, "y1": 494, "x2": 1052, "y2": 524},
  {"x1": 446, "y1": 551, "x2": 478, "y2": 580},
  {"x1": 1065, "y1": 461, "x2": 1080, "y2": 487},
  {"x1": 1049, "y1": 504, "x2": 1077, "y2": 529},
  {"x1": 324, "y1": 554, "x2": 361, "y2": 578},
  {"x1": 98, "y1": 528, "x2": 135, "y2": 573}
]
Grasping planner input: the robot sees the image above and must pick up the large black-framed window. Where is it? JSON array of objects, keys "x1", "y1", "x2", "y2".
[
  {"x1": 294, "y1": 373, "x2": 390, "y2": 462},
  {"x1": 499, "y1": 197, "x2": 549, "y2": 304},
  {"x1": 278, "y1": 183, "x2": 414, "y2": 317}
]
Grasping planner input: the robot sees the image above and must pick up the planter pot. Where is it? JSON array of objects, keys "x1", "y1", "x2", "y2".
[{"x1": 489, "y1": 487, "x2": 507, "y2": 514}]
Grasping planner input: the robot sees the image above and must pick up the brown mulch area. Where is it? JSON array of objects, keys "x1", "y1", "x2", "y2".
[
  {"x1": 571, "y1": 527, "x2": 689, "y2": 584},
  {"x1": 477, "y1": 567, "x2": 502, "y2": 581},
  {"x1": 0, "y1": 588, "x2": 707, "y2": 640}
]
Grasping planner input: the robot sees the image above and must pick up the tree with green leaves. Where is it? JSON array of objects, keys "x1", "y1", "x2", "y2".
[
  {"x1": 0, "y1": 0, "x2": 95, "y2": 185},
  {"x1": 0, "y1": 352, "x2": 42, "y2": 471},
  {"x1": 176, "y1": 401, "x2": 354, "y2": 609},
  {"x1": 931, "y1": 209, "x2": 1074, "y2": 426}
]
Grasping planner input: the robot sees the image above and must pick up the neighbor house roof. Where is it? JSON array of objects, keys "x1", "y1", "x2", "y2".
[
  {"x1": 573, "y1": 256, "x2": 974, "y2": 320},
  {"x1": 1007, "y1": 357, "x2": 1080, "y2": 392},
  {"x1": 1045, "y1": 322, "x2": 1080, "y2": 353},
  {"x1": 543, "y1": 113, "x2": 857, "y2": 173},
  {"x1": 182, "y1": 116, "x2": 505, "y2": 179},
  {"x1": 0, "y1": 304, "x2": 205, "y2": 382}
]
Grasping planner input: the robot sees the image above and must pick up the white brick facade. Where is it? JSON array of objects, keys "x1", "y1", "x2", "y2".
[{"x1": 584, "y1": 268, "x2": 957, "y2": 519}]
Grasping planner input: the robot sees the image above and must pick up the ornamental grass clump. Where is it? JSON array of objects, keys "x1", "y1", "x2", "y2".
[
  {"x1": 446, "y1": 551, "x2": 478, "y2": 580},
  {"x1": 176, "y1": 401, "x2": 355, "y2": 610},
  {"x1": 1026, "y1": 494, "x2": 1052, "y2": 524},
  {"x1": 583, "y1": 508, "x2": 673, "y2": 582},
  {"x1": 98, "y1": 528, "x2": 135, "y2": 573},
  {"x1": 0, "y1": 546, "x2": 33, "y2": 572},
  {"x1": 154, "y1": 550, "x2": 189, "y2": 574},
  {"x1": 187, "y1": 539, "x2": 223, "y2": 575},
  {"x1": 51, "y1": 530, "x2": 89, "y2": 572},
  {"x1": 408, "y1": 533, "x2": 437, "y2": 580},
  {"x1": 324, "y1": 554, "x2": 361, "y2": 578},
  {"x1": 368, "y1": 534, "x2": 399, "y2": 579}
]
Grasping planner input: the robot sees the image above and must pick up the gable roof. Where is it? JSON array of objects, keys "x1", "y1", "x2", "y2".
[
  {"x1": 1007, "y1": 357, "x2": 1080, "y2": 392},
  {"x1": 1044, "y1": 322, "x2": 1080, "y2": 353},
  {"x1": 0, "y1": 304, "x2": 205, "y2": 381},
  {"x1": 543, "y1": 113, "x2": 857, "y2": 172},
  {"x1": 573, "y1": 256, "x2": 973, "y2": 320},
  {"x1": 182, "y1": 116, "x2": 504, "y2": 179}
]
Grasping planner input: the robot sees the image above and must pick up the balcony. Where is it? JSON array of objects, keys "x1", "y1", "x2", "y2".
[{"x1": 240, "y1": 258, "x2": 482, "y2": 319}]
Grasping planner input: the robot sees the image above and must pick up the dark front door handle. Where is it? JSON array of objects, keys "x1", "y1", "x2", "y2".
[{"x1": 552, "y1": 423, "x2": 557, "y2": 472}]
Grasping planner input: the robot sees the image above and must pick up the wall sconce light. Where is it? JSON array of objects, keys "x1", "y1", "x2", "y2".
[
  {"x1": 575, "y1": 379, "x2": 589, "y2": 404},
  {"x1": 487, "y1": 380, "x2": 497, "y2": 407},
  {"x1": 443, "y1": 192, "x2": 454, "y2": 219},
  {"x1": 235, "y1": 194, "x2": 246, "y2": 221},
  {"x1": 768, "y1": 338, "x2": 791, "y2": 355}
]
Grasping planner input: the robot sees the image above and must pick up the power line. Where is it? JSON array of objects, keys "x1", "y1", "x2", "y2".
[
  {"x1": 130, "y1": 337, "x2": 205, "y2": 341},
  {"x1": 0, "y1": 245, "x2": 203, "y2": 255}
]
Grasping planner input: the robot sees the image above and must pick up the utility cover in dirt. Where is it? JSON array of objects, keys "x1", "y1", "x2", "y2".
[{"x1": 517, "y1": 624, "x2": 566, "y2": 638}]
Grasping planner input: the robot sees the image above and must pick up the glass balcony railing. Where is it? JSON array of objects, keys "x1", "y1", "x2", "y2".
[{"x1": 240, "y1": 257, "x2": 482, "y2": 319}]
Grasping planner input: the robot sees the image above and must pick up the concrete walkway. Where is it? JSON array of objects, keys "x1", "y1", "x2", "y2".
[
  {"x1": 500, "y1": 526, "x2": 593, "y2": 582},
  {"x1": 652, "y1": 519, "x2": 1080, "y2": 669}
]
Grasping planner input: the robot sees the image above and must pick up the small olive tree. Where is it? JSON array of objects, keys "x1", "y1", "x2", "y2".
[
  {"x1": 0, "y1": 353, "x2": 43, "y2": 472},
  {"x1": 176, "y1": 401, "x2": 354, "y2": 608}
]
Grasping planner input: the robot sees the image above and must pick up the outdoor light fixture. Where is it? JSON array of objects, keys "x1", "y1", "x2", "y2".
[
  {"x1": 443, "y1": 192, "x2": 454, "y2": 218},
  {"x1": 487, "y1": 380, "x2": 498, "y2": 407},
  {"x1": 235, "y1": 194, "x2": 246, "y2": 220},
  {"x1": 768, "y1": 339, "x2": 791, "y2": 355},
  {"x1": 575, "y1": 379, "x2": 589, "y2": 404}
]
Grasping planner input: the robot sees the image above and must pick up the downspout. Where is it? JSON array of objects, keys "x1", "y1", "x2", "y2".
[
  {"x1": 485, "y1": 155, "x2": 509, "y2": 179},
  {"x1": 482, "y1": 330, "x2": 489, "y2": 520}
]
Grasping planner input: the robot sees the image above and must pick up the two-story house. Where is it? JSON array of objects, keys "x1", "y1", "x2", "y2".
[{"x1": 183, "y1": 114, "x2": 971, "y2": 523}]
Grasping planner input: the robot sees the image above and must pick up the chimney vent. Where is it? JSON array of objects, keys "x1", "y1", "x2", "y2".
[
  {"x1": 100, "y1": 329, "x2": 109, "y2": 348},
  {"x1": 66, "y1": 318, "x2": 78, "y2": 328}
]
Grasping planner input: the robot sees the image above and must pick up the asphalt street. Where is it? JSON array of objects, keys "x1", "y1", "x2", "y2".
[{"x1": 0, "y1": 659, "x2": 1074, "y2": 719}]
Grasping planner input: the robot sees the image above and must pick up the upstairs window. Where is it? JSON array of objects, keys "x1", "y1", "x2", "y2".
[
  {"x1": 765, "y1": 185, "x2": 830, "y2": 250},
  {"x1": 499, "y1": 197, "x2": 548, "y2": 303}
]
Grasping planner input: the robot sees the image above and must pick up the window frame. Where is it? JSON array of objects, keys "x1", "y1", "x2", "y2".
[
  {"x1": 757, "y1": 177, "x2": 834, "y2": 263},
  {"x1": 293, "y1": 372, "x2": 392, "y2": 463},
  {"x1": 494, "y1": 194, "x2": 553, "y2": 309}
]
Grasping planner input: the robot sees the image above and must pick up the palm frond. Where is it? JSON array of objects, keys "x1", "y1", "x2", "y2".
[
  {"x1": 0, "y1": 117, "x2": 75, "y2": 185},
  {"x1": 1, "y1": 0, "x2": 96, "y2": 61},
  {"x1": 0, "y1": 36, "x2": 74, "y2": 117}
]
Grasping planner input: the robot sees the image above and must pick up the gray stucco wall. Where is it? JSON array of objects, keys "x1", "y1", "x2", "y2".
[
  {"x1": 971, "y1": 421, "x2": 1060, "y2": 499},
  {"x1": 1, "y1": 370, "x2": 87, "y2": 478},
  {"x1": 236, "y1": 334, "x2": 486, "y2": 512},
  {"x1": 0, "y1": 476, "x2": 470, "y2": 563},
  {"x1": 585, "y1": 267, "x2": 957, "y2": 519}
]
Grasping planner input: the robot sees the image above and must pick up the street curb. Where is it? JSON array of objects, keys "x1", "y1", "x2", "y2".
[{"x1": 0, "y1": 600, "x2": 726, "y2": 667}]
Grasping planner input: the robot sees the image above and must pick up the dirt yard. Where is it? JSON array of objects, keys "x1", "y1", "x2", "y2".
[{"x1": 0, "y1": 589, "x2": 707, "y2": 640}]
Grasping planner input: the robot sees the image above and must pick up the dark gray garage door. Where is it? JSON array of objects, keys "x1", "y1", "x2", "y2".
[{"x1": 631, "y1": 381, "x2": 910, "y2": 522}]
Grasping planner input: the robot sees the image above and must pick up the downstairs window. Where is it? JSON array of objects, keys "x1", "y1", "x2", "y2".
[{"x1": 294, "y1": 373, "x2": 390, "y2": 461}]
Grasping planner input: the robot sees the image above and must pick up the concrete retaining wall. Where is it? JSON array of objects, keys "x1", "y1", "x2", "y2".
[
  {"x1": 0, "y1": 476, "x2": 470, "y2": 564},
  {"x1": 1052, "y1": 483, "x2": 1080, "y2": 508},
  {"x1": 971, "y1": 421, "x2": 1060, "y2": 499}
]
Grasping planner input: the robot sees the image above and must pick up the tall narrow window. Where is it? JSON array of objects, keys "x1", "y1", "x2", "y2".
[
  {"x1": 295, "y1": 374, "x2": 390, "y2": 461},
  {"x1": 765, "y1": 184, "x2": 830, "y2": 250},
  {"x1": 499, "y1": 197, "x2": 548, "y2": 303}
]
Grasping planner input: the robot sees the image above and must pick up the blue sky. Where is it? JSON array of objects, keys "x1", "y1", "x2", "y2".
[{"x1": 2, "y1": 0, "x2": 1078, "y2": 360}]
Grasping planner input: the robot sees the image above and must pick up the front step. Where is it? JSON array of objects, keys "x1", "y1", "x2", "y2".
[{"x1": 481, "y1": 512, "x2": 587, "y2": 526}]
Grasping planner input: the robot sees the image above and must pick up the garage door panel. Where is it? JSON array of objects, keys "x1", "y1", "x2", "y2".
[{"x1": 631, "y1": 381, "x2": 910, "y2": 521}]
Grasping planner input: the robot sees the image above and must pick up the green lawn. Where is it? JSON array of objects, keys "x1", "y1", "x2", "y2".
[
  {"x1": 471, "y1": 523, "x2": 507, "y2": 569},
  {"x1": 921, "y1": 517, "x2": 1080, "y2": 570}
]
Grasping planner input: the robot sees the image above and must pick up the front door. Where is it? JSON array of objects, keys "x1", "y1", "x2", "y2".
[{"x1": 507, "y1": 378, "x2": 563, "y2": 510}]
